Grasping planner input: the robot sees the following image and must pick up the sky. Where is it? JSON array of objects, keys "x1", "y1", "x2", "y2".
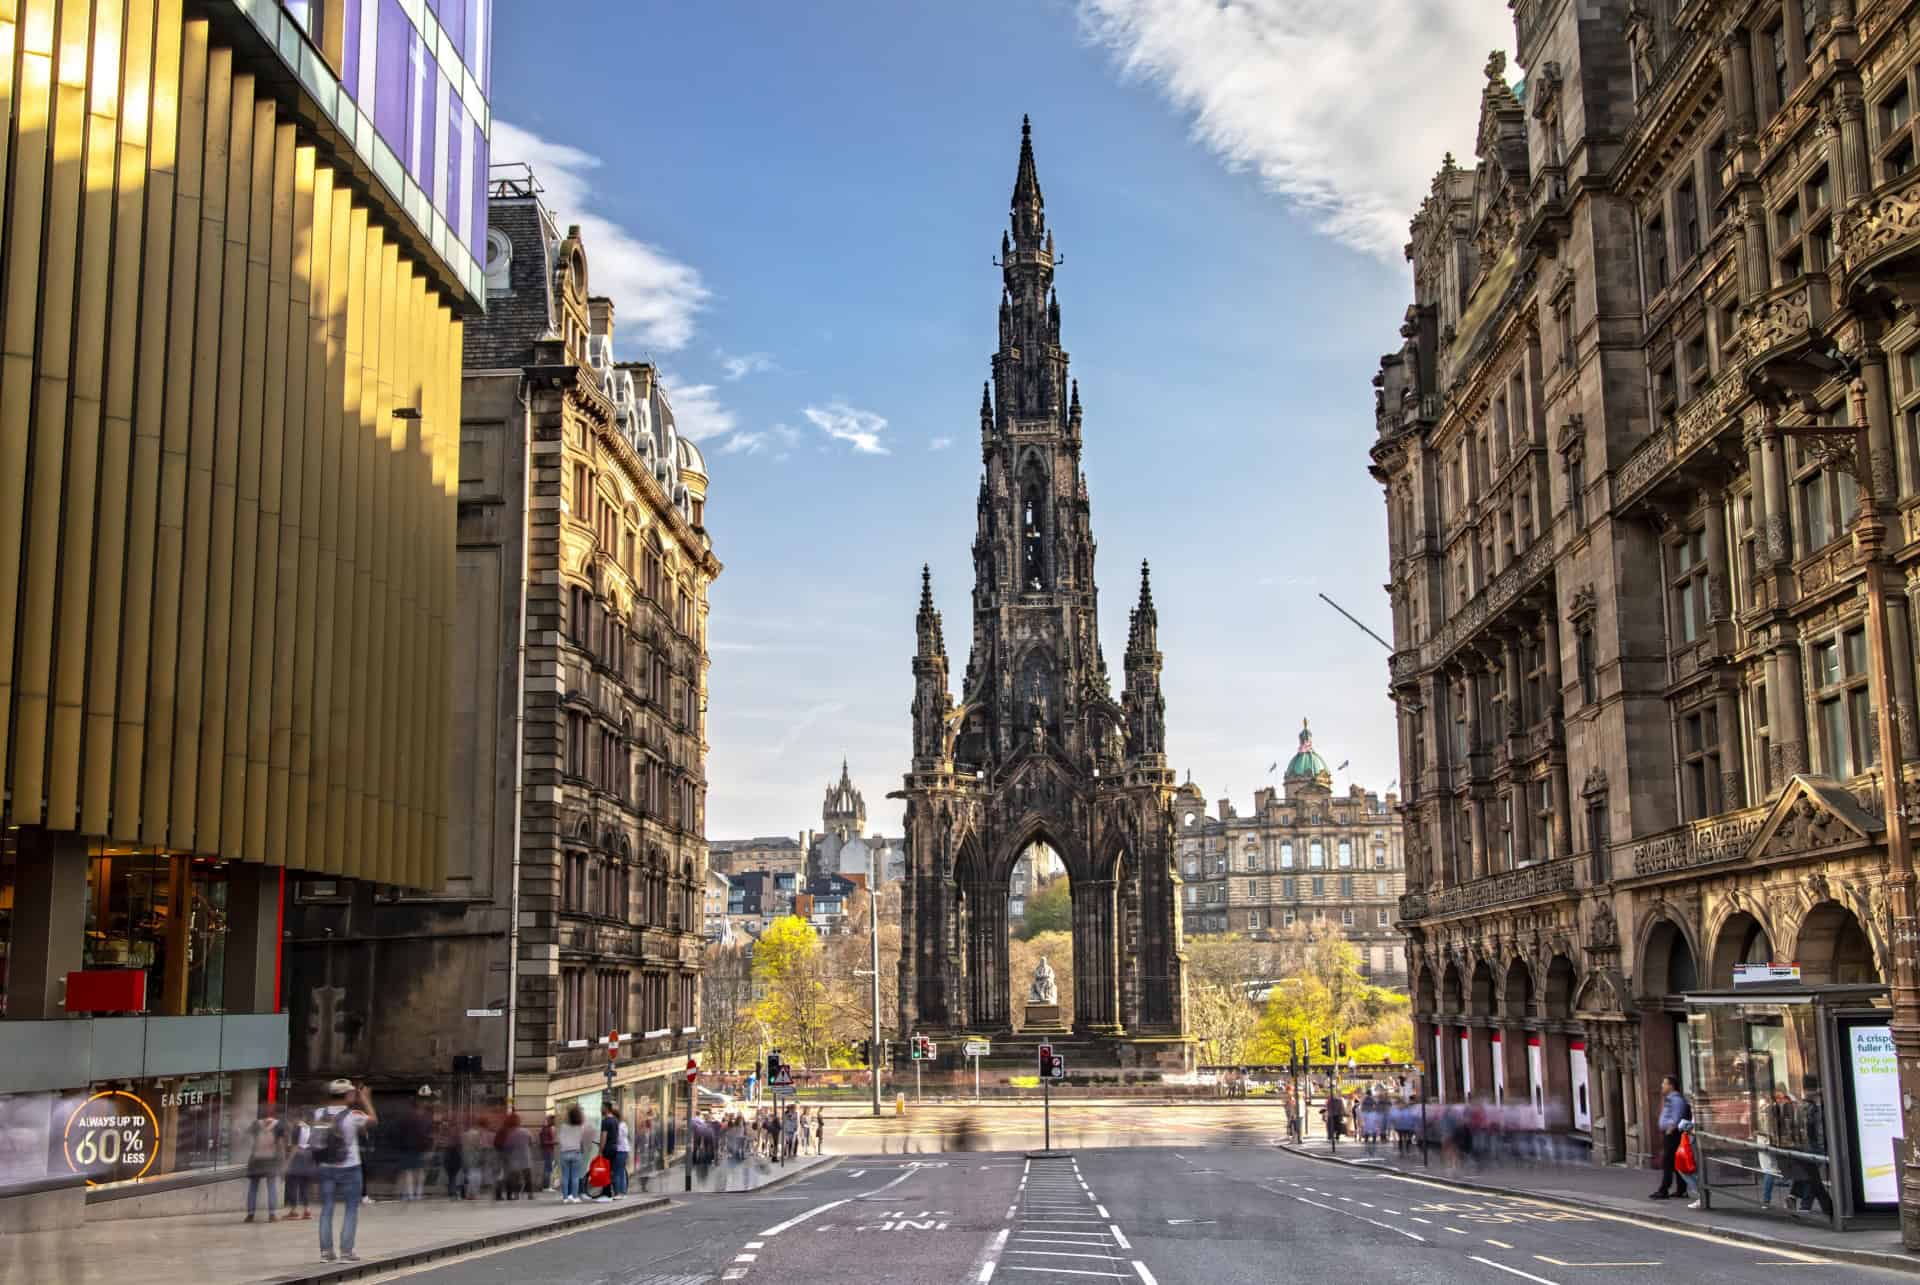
[{"x1": 488, "y1": 0, "x2": 1515, "y2": 840}]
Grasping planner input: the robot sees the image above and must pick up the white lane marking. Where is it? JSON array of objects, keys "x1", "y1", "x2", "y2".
[
  {"x1": 972, "y1": 1226, "x2": 1010, "y2": 1283},
  {"x1": 1024, "y1": 1159, "x2": 1032, "y2": 1176},
  {"x1": 1110, "y1": 1225, "x2": 1131, "y2": 1250},
  {"x1": 1485, "y1": 1239, "x2": 1513, "y2": 1249},
  {"x1": 1411, "y1": 1216, "x2": 1432, "y2": 1225},
  {"x1": 1133, "y1": 1262, "x2": 1159, "y2": 1285},
  {"x1": 1096, "y1": 1204, "x2": 1110, "y2": 1218},
  {"x1": 744, "y1": 1241, "x2": 764, "y2": 1249},
  {"x1": 1016, "y1": 1234, "x2": 1116, "y2": 1242},
  {"x1": 1007, "y1": 1205, "x2": 1017, "y2": 1218},
  {"x1": 722, "y1": 1272, "x2": 747, "y2": 1282},
  {"x1": 1380, "y1": 1175, "x2": 1827, "y2": 1263},
  {"x1": 758, "y1": 1197, "x2": 849, "y2": 1237},
  {"x1": 1003, "y1": 1269, "x2": 1130, "y2": 1279},
  {"x1": 846, "y1": 1170, "x2": 866, "y2": 1178},
  {"x1": 1469, "y1": 1257, "x2": 1560, "y2": 1285},
  {"x1": 1007, "y1": 1251, "x2": 1128, "y2": 1261},
  {"x1": 734, "y1": 1253, "x2": 758, "y2": 1262},
  {"x1": 1291, "y1": 1194, "x2": 1426, "y2": 1244},
  {"x1": 1534, "y1": 1259, "x2": 1661, "y2": 1269},
  {"x1": 1444, "y1": 1226, "x2": 1468, "y2": 1235},
  {"x1": 1356, "y1": 1202, "x2": 1375, "y2": 1209},
  {"x1": 1379, "y1": 1207, "x2": 1400, "y2": 1215}
]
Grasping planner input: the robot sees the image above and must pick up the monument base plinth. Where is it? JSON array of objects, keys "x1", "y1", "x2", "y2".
[{"x1": 1023, "y1": 1004, "x2": 1068, "y2": 1033}]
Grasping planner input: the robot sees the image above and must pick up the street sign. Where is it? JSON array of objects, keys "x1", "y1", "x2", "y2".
[
  {"x1": 1047, "y1": 1053, "x2": 1065, "y2": 1080},
  {"x1": 770, "y1": 1064, "x2": 795, "y2": 1088},
  {"x1": 685, "y1": 1056, "x2": 699, "y2": 1084},
  {"x1": 688, "y1": 1035, "x2": 705, "y2": 1050},
  {"x1": 464, "y1": 1008, "x2": 502, "y2": 1018},
  {"x1": 964, "y1": 1039, "x2": 991, "y2": 1057}
]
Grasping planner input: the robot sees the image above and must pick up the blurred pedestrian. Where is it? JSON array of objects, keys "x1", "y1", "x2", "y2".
[
  {"x1": 556, "y1": 1104, "x2": 591, "y2": 1202},
  {"x1": 494, "y1": 1113, "x2": 534, "y2": 1200},
  {"x1": 283, "y1": 1115, "x2": 316, "y2": 1220},
  {"x1": 611, "y1": 1108, "x2": 632, "y2": 1197},
  {"x1": 539, "y1": 1113, "x2": 557, "y2": 1190},
  {"x1": 394, "y1": 1088, "x2": 434, "y2": 1201},
  {"x1": 242, "y1": 1102, "x2": 287, "y2": 1223},
  {"x1": 459, "y1": 1119, "x2": 489, "y2": 1199}
]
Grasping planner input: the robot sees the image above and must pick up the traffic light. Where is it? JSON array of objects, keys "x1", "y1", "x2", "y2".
[
  {"x1": 767, "y1": 1050, "x2": 783, "y2": 1081},
  {"x1": 1338, "y1": 1041, "x2": 1349, "y2": 1059},
  {"x1": 857, "y1": 1038, "x2": 871, "y2": 1067},
  {"x1": 1319, "y1": 1035, "x2": 1332, "y2": 1058},
  {"x1": 1037, "y1": 1043, "x2": 1054, "y2": 1076}
]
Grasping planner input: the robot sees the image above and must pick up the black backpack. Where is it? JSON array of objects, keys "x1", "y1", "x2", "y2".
[{"x1": 310, "y1": 1110, "x2": 349, "y2": 1165}]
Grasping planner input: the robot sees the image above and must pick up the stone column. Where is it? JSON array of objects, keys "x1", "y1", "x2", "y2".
[
  {"x1": 1704, "y1": 491, "x2": 1731, "y2": 623},
  {"x1": 223, "y1": 863, "x2": 283, "y2": 1015},
  {"x1": 1542, "y1": 613, "x2": 1574, "y2": 859},
  {"x1": 1716, "y1": 685, "x2": 1748, "y2": 809},
  {"x1": 1760, "y1": 405, "x2": 1792, "y2": 567},
  {"x1": 4, "y1": 829, "x2": 89, "y2": 1019},
  {"x1": 1772, "y1": 637, "x2": 1810, "y2": 779},
  {"x1": 1839, "y1": 96, "x2": 1871, "y2": 201},
  {"x1": 1721, "y1": 28, "x2": 1756, "y2": 139},
  {"x1": 1469, "y1": 796, "x2": 1490, "y2": 881}
]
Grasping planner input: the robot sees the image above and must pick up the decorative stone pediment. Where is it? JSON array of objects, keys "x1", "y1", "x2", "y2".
[
  {"x1": 1573, "y1": 966, "x2": 1634, "y2": 1018},
  {"x1": 1744, "y1": 774, "x2": 1883, "y2": 862}
]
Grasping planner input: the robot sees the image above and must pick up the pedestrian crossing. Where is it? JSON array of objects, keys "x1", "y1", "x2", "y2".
[{"x1": 991, "y1": 1156, "x2": 1152, "y2": 1282}]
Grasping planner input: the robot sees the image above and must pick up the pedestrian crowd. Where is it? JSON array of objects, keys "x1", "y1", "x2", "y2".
[
  {"x1": 235, "y1": 1082, "x2": 678, "y2": 1265},
  {"x1": 692, "y1": 1103, "x2": 825, "y2": 1165}
]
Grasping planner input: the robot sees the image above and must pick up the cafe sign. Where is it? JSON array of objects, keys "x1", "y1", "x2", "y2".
[{"x1": 62, "y1": 1089, "x2": 159, "y2": 1185}]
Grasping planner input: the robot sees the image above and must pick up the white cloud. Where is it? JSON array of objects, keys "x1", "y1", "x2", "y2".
[
  {"x1": 719, "y1": 350, "x2": 776, "y2": 381},
  {"x1": 803, "y1": 402, "x2": 891, "y2": 455},
  {"x1": 1077, "y1": 0, "x2": 1513, "y2": 259},
  {"x1": 492, "y1": 119, "x2": 710, "y2": 351},
  {"x1": 719, "y1": 432, "x2": 767, "y2": 455},
  {"x1": 929, "y1": 436, "x2": 955, "y2": 451},
  {"x1": 660, "y1": 376, "x2": 735, "y2": 442}
]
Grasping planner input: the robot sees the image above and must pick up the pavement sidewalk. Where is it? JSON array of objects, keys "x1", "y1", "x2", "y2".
[
  {"x1": 0, "y1": 1155, "x2": 837, "y2": 1285},
  {"x1": 1278, "y1": 1137, "x2": 1916, "y2": 1272}
]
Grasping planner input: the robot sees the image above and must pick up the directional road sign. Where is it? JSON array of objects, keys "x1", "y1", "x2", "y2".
[{"x1": 964, "y1": 1039, "x2": 991, "y2": 1057}]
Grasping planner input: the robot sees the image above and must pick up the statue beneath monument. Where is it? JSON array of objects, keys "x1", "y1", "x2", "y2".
[
  {"x1": 1028, "y1": 956, "x2": 1058, "y2": 1005},
  {"x1": 1024, "y1": 956, "x2": 1067, "y2": 1034}
]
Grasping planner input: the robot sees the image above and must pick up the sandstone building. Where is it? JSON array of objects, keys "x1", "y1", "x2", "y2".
[
  {"x1": 1372, "y1": 0, "x2": 1915, "y2": 1168},
  {"x1": 287, "y1": 171, "x2": 719, "y2": 1126},
  {"x1": 1176, "y1": 723, "x2": 1408, "y2": 986}
]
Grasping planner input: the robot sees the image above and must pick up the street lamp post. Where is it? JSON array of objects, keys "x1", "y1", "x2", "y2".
[
  {"x1": 871, "y1": 883, "x2": 884, "y2": 1117},
  {"x1": 1778, "y1": 372, "x2": 1920, "y2": 1247}
]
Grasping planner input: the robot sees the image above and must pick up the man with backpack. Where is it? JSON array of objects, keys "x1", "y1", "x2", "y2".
[{"x1": 311, "y1": 1078, "x2": 377, "y2": 1263}]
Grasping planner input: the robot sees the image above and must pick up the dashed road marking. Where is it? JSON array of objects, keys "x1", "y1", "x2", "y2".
[
  {"x1": 1444, "y1": 1226, "x2": 1468, "y2": 1235},
  {"x1": 1133, "y1": 1262, "x2": 1159, "y2": 1284},
  {"x1": 1484, "y1": 1239, "x2": 1513, "y2": 1249},
  {"x1": 1110, "y1": 1225, "x2": 1131, "y2": 1250},
  {"x1": 1096, "y1": 1204, "x2": 1110, "y2": 1218},
  {"x1": 1470, "y1": 1257, "x2": 1559, "y2": 1285}
]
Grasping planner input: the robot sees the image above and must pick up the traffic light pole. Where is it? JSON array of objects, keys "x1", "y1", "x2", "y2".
[
  {"x1": 1043, "y1": 1070, "x2": 1050, "y2": 1152},
  {"x1": 869, "y1": 891, "x2": 883, "y2": 1118}
]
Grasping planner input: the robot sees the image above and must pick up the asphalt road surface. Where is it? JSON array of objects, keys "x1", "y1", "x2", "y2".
[{"x1": 389, "y1": 1145, "x2": 1910, "y2": 1285}]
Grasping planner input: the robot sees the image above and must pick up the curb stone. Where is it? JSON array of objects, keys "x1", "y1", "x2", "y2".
[
  {"x1": 1276, "y1": 1143, "x2": 1920, "y2": 1276},
  {"x1": 260, "y1": 1196, "x2": 671, "y2": 1284}
]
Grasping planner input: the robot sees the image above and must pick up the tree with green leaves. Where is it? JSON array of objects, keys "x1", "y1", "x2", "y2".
[
  {"x1": 750, "y1": 915, "x2": 837, "y2": 1069},
  {"x1": 1015, "y1": 877, "x2": 1072, "y2": 940}
]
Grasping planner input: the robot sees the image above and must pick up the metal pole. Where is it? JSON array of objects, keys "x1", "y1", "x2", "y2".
[
  {"x1": 975, "y1": 1053, "x2": 980, "y2": 1101},
  {"x1": 683, "y1": 1075, "x2": 694, "y2": 1192},
  {"x1": 1421, "y1": 1094, "x2": 1429, "y2": 1167},
  {"x1": 916, "y1": 1058, "x2": 922, "y2": 1103},
  {"x1": 1044, "y1": 1071, "x2": 1050, "y2": 1151},
  {"x1": 870, "y1": 888, "x2": 883, "y2": 1118}
]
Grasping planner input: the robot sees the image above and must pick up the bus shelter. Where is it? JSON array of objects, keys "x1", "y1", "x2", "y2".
[{"x1": 1683, "y1": 981, "x2": 1894, "y2": 1230}]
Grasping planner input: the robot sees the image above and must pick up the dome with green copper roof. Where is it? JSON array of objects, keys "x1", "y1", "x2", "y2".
[{"x1": 1283, "y1": 719, "x2": 1332, "y2": 786}]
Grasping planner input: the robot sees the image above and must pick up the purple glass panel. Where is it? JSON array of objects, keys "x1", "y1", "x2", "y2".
[
  {"x1": 418, "y1": 55, "x2": 438, "y2": 193},
  {"x1": 341, "y1": 0, "x2": 361, "y2": 99},
  {"x1": 445, "y1": 87, "x2": 464, "y2": 237},
  {"x1": 470, "y1": 120, "x2": 487, "y2": 255},
  {"x1": 372, "y1": 0, "x2": 412, "y2": 154},
  {"x1": 440, "y1": 0, "x2": 465, "y2": 63}
]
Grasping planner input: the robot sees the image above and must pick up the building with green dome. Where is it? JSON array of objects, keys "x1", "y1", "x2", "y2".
[{"x1": 1172, "y1": 720, "x2": 1406, "y2": 986}]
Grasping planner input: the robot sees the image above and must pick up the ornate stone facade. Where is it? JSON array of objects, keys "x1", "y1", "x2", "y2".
[
  {"x1": 1175, "y1": 724, "x2": 1409, "y2": 986},
  {"x1": 1372, "y1": 0, "x2": 1913, "y2": 1166},
  {"x1": 898, "y1": 121, "x2": 1188, "y2": 1055},
  {"x1": 292, "y1": 175, "x2": 719, "y2": 1117}
]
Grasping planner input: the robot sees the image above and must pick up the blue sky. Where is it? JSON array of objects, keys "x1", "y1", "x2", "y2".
[{"x1": 490, "y1": 1, "x2": 1513, "y2": 838}]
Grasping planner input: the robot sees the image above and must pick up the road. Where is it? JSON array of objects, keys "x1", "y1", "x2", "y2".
[
  {"x1": 817, "y1": 1102, "x2": 1289, "y2": 1153},
  {"x1": 389, "y1": 1144, "x2": 1909, "y2": 1285}
]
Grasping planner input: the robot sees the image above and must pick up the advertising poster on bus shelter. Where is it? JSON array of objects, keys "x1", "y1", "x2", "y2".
[{"x1": 1844, "y1": 1020, "x2": 1900, "y2": 1209}]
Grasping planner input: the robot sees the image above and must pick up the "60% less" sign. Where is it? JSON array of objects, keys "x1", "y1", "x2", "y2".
[{"x1": 62, "y1": 1090, "x2": 159, "y2": 1185}]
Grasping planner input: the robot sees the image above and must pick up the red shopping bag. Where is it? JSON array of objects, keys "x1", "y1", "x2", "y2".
[
  {"x1": 587, "y1": 1154, "x2": 612, "y2": 1189},
  {"x1": 1675, "y1": 1131, "x2": 1696, "y2": 1176}
]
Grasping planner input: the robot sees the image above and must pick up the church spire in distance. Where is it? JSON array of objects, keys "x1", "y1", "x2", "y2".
[{"x1": 1011, "y1": 113, "x2": 1044, "y2": 247}]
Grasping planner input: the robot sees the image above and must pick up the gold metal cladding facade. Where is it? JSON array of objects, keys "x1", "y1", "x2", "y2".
[{"x1": 0, "y1": 1, "x2": 460, "y2": 888}]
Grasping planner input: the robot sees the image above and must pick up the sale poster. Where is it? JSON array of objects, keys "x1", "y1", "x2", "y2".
[{"x1": 1849, "y1": 1023, "x2": 1900, "y2": 1207}]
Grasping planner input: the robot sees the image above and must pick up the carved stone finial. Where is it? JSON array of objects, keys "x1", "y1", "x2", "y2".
[{"x1": 1485, "y1": 50, "x2": 1507, "y2": 84}]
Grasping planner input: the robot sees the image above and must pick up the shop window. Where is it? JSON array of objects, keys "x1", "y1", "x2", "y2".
[{"x1": 83, "y1": 851, "x2": 229, "y2": 1015}]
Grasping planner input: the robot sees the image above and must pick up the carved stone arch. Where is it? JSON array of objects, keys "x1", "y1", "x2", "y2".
[
  {"x1": 1795, "y1": 894, "x2": 1884, "y2": 985},
  {"x1": 1704, "y1": 891, "x2": 1778, "y2": 987},
  {"x1": 1502, "y1": 954, "x2": 1538, "y2": 1021},
  {"x1": 1632, "y1": 899, "x2": 1701, "y2": 1000},
  {"x1": 1002, "y1": 811, "x2": 1083, "y2": 885}
]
